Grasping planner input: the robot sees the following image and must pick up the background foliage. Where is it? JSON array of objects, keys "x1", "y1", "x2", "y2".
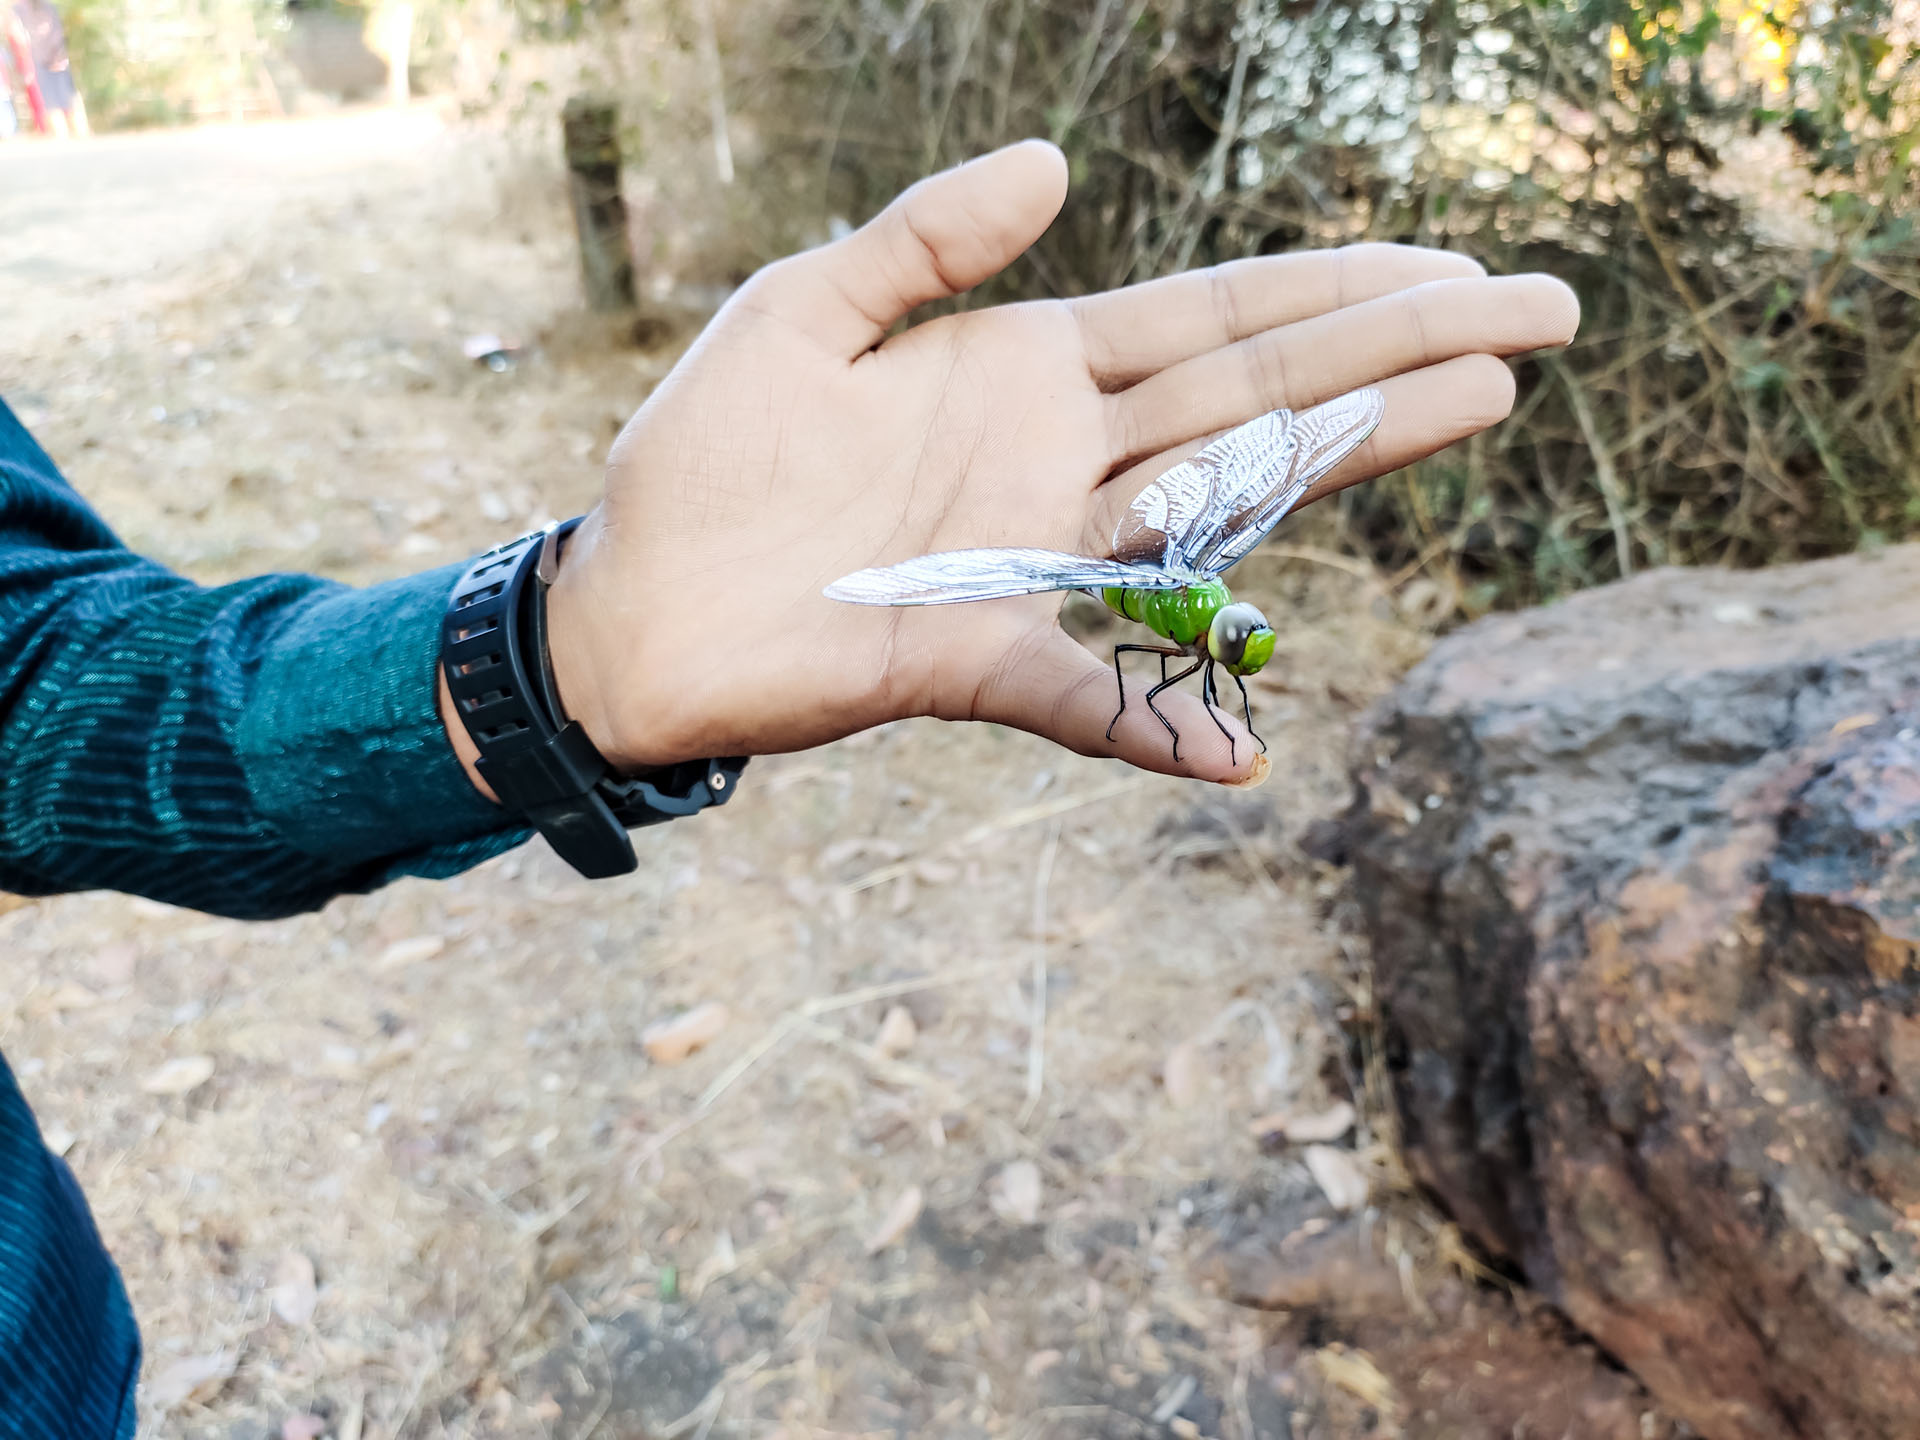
[
  {"x1": 54, "y1": 0, "x2": 1920, "y2": 613},
  {"x1": 693, "y1": 0, "x2": 1920, "y2": 612}
]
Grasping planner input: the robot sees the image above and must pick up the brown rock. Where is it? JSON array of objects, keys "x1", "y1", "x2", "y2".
[
  {"x1": 1195, "y1": 1188, "x2": 1683, "y2": 1437},
  {"x1": 1333, "y1": 547, "x2": 1920, "y2": 1440}
]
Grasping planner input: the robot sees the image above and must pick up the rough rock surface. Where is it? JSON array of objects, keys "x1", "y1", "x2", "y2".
[
  {"x1": 1197, "y1": 1201, "x2": 1684, "y2": 1440},
  {"x1": 1332, "y1": 546, "x2": 1920, "y2": 1440}
]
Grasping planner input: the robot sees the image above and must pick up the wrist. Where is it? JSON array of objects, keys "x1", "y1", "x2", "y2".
[
  {"x1": 437, "y1": 518, "x2": 748, "y2": 881},
  {"x1": 438, "y1": 668, "x2": 496, "y2": 803},
  {"x1": 542, "y1": 513, "x2": 632, "y2": 771}
]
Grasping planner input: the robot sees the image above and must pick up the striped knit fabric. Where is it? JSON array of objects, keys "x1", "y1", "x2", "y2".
[{"x1": 0, "y1": 397, "x2": 531, "y2": 1436}]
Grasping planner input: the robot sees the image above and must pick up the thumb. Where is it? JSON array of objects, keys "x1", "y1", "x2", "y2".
[
  {"x1": 974, "y1": 627, "x2": 1268, "y2": 788},
  {"x1": 759, "y1": 139, "x2": 1068, "y2": 355}
]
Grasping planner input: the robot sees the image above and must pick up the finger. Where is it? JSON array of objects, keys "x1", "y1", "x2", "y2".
[
  {"x1": 1071, "y1": 244, "x2": 1486, "y2": 388},
  {"x1": 747, "y1": 139, "x2": 1068, "y2": 357},
  {"x1": 1107, "y1": 274, "x2": 1578, "y2": 468},
  {"x1": 972, "y1": 626, "x2": 1263, "y2": 787},
  {"x1": 1089, "y1": 354, "x2": 1518, "y2": 544}
]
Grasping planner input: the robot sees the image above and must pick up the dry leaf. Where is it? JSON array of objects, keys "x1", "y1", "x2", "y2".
[
  {"x1": 1313, "y1": 1344, "x2": 1398, "y2": 1414},
  {"x1": 149, "y1": 1350, "x2": 237, "y2": 1410},
  {"x1": 1249, "y1": 1100, "x2": 1356, "y2": 1147},
  {"x1": 875, "y1": 1005, "x2": 917, "y2": 1057},
  {"x1": 865, "y1": 1185, "x2": 923, "y2": 1254},
  {"x1": 689, "y1": 1229, "x2": 737, "y2": 1298},
  {"x1": 1163, "y1": 1042, "x2": 1204, "y2": 1108},
  {"x1": 141, "y1": 1055, "x2": 215, "y2": 1096},
  {"x1": 1025, "y1": 1348, "x2": 1063, "y2": 1378},
  {"x1": 377, "y1": 936, "x2": 446, "y2": 970},
  {"x1": 989, "y1": 1160, "x2": 1042, "y2": 1225},
  {"x1": 642, "y1": 1002, "x2": 729, "y2": 1065},
  {"x1": 1135, "y1": 1332, "x2": 1171, "y2": 1375},
  {"x1": 0, "y1": 893, "x2": 29, "y2": 918},
  {"x1": 1303, "y1": 1144, "x2": 1370, "y2": 1212},
  {"x1": 1289, "y1": 1101, "x2": 1358, "y2": 1143},
  {"x1": 42, "y1": 981, "x2": 101, "y2": 1013},
  {"x1": 270, "y1": 1251, "x2": 318, "y2": 1326}
]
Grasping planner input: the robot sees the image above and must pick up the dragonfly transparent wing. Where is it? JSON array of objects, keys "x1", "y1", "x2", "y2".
[
  {"x1": 1195, "y1": 387, "x2": 1384, "y2": 573},
  {"x1": 824, "y1": 547, "x2": 1193, "y2": 606},
  {"x1": 1112, "y1": 388, "x2": 1385, "y2": 573}
]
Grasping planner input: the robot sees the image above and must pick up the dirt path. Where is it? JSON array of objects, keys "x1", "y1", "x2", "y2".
[
  {"x1": 0, "y1": 113, "x2": 1672, "y2": 1440},
  {"x1": 2, "y1": 107, "x2": 453, "y2": 343}
]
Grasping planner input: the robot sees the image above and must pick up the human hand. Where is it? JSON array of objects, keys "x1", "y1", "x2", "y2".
[{"x1": 541, "y1": 140, "x2": 1578, "y2": 785}]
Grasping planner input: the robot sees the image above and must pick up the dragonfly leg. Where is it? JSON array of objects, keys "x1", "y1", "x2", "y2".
[
  {"x1": 1144, "y1": 658, "x2": 1206, "y2": 762},
  {"x1": 1230, "y1": 670, "x2": 1267, "y2": 755},
  {"x1": 1199, "y1": 660, "x2": 1239, "y2": 766},
  {"x1": 1107, "y1": 644, "x2": 1186, "y2": 744}
]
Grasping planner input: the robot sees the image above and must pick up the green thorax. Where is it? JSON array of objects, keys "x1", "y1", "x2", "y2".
[{"x1": 1100, "y1": 579, "x2": 1231, "y2": 646}]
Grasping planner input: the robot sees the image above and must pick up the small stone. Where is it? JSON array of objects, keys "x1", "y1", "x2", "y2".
[
  {"x1": 989, "y1": 1160, "x2": 1042, "y2": 1225},
  {"x1": 269, "y1": 1251, "x2": 318, "y2": 1326},
  {"x1": 148, "y1": 1350, "x2": 237, "y2": 1410},
  {"x1": 1303, "y1": 1144, "x2": 1370, "y2": 1212},
  {"x1": 141, "y1": 1056, "x2": 215, "y2": 1096},
  {"x1": 1249, "y1": 1100, "x2": 1356, "y2": 1148},
  {"x1": 377, "y1": 936, "x2": 445, "y2": 970},
  {"x1": 875, "y1": 1005, "x2": 917, "y2": 1057}
]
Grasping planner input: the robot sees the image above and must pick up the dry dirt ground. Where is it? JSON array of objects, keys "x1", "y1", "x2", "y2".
[{"x1": 0, "y1": 108, "x2": 1683, "y2": 1440}]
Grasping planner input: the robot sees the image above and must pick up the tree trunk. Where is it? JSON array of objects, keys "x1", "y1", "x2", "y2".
[{"x1": 562, "y1": 97, "x2": 637, "y2": 314}]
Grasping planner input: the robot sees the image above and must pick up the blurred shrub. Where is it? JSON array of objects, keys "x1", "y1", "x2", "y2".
[
  {"x1": 62, "y1": 0, "x2": 194, "y2": 128},
  {"x1": 614, "y1": 0, "x2": 1920, "y2": 611},
  {"x1": 62, "y1": 0, "x2": 492, "y2": 129}
]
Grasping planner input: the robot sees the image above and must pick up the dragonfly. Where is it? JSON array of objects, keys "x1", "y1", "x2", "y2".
[{"x1": 824, "y1": 387, "x2": 1385, "y2": 763}]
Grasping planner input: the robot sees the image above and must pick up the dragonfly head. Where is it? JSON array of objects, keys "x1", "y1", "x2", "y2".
[{"x1": 1207, "y1": 602, "x2": 1277, "y2": 677}]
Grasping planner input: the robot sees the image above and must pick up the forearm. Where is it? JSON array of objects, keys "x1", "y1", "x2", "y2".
[
  {"x1": 0, "y1": 404, "x2": 527, "y2": 919},
  {"x1": 0, "y1": 558, "x2": 527, "y2": 918}
]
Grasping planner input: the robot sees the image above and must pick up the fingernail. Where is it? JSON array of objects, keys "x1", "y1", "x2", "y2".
[{"x1": 1220, "y1": 753, "x2": 1271, "y2": 789}]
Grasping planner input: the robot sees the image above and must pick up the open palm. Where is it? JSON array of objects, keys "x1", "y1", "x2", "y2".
[{"x1": 548, "y1": 141, "x2": 1578, "y2": 784}]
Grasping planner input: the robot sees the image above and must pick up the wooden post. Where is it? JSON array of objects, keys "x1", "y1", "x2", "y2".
[{"x1": 562, "y1": 97, "x2": 637, "y2": 313}]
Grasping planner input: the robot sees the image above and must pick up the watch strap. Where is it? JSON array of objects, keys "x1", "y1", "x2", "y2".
[
  {"x1": 524, "y1": 523, "x2": 746, "y2": 831},
  {"x1": 441, "y1": 520, "x2": 745, "y2": 879}
]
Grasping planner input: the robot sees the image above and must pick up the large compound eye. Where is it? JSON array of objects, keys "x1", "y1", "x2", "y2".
[
  {"x1": 1238, "y1": 626, "x2": 1277, "y2": 675},
  {"x1": 1208, "y1": 602, "x2": 1263, "y2": 666}
]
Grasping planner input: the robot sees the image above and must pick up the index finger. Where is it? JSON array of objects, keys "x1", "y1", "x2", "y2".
[{"x1": 1068, "y1": 244, "x2": 1485, "y2": 390}]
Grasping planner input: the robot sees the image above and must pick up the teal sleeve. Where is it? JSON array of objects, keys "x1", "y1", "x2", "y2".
[{"x1": 0, "y1": 397, "x2": 529, "y2": 920}]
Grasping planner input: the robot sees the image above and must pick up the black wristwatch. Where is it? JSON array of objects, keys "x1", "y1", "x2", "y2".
[{"x1": 440, "y1": 518, "x2": 747, "y2": 879}]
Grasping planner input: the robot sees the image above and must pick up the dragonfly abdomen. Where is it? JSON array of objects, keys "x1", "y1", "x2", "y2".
[{"x1": 1101, "y1": 579, "x2": 1230, "y2": 646}]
